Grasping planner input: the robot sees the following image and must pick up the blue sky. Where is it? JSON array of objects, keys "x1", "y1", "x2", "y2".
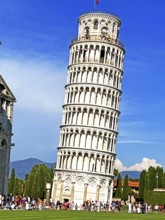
[{"x1": 0, "y1": 0, "x2": 165, "y2": 172}]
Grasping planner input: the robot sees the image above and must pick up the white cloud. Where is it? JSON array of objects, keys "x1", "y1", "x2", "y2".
[
  {"x1": 115, "y1": 158, "x2": 162, "y2": 172},
  {"x1": 115, "y1": 159, "x2": 127, "y2": 172},
  {"x1": 0, "y1": 56, "x2": 66, "y2": 115}
]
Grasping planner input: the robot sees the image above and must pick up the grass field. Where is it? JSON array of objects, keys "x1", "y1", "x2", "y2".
[{"x1": 0, "y1": 210, "x2": 165, "y2": 220}]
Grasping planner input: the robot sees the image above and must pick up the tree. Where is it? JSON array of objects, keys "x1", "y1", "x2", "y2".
[
  {"x1": 114, "y1": 169, "x2": 119, "y2": 177},
  {"x1": 24, "y1": 164, "x2": 52, "y2": 199},
  {"x1": 25, "y1": 164, "x2": 39, "y2": 197},
  {"x1": 31, "y1": 172, "x2": 38, "y2": 198},
  {"x1": 156, "y1": 166, "x2": 164, "y2": 188},
  {"x1": 122, "y1": 174, "x2": 129, "y2": 201},
  {"x1": 148, "y1": 167, "x2": 156, "y2": 190},
  {"x1": 161, "y1": 173, "x2": 165, "y2": 188},
  {"x1": 8, "y1": 168, "x2": 15, "y2": 195},
  {"x1": 139, "y1": 170, "x2": 147, "y2": 200},
  {"x1": 37, "y1": 165, "x2": 45, "y2": 199},
  {"x1": 115, "y1": 173, "x2": 122, "y2": 198},
  {"x1": 49, "y1": 167, "x2": 54, "y2": 192},
  {"x1": 13, "y1": 178, "x2": 19, "y2": 195},
  {"x1": 13, "y1": 178, "x2": 24, "y2": 195}
]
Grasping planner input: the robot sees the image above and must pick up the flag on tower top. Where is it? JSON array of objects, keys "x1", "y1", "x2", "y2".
[{"x1": 96, "y1": 0, "x2": 99, "y2": 4}]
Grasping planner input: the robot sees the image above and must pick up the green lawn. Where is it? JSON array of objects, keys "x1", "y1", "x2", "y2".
[{"x1": 0, "y1": 210, "x2": 165, "y2": 220}]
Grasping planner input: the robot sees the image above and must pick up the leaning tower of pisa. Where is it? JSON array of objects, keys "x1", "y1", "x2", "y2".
[{"x1": 52, "y1": 11, "x2": 125, "y2": 205}]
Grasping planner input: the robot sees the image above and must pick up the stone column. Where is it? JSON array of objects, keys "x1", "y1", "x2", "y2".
[
  {"x1": 46, "y1": 183, "x2": 51, "y2": 206},
  {"x1": 104, "y1": 50, "x2": 107, "y2": 63},
  {"x1": 70, "y1": 182, "x2": 75, "y2": 203},
  {"x1": 69, "y1": 51, "x2": 72, "y2": 65},
  {"x1": 109, "y1": 182, "x2": 114, "y2": 206},
  {"x1": 52, "y1": 180, "x2": 57, "y2": 202},
  {"x1": 56, "y1": 153, "x2": 60, "y2": 168},
  {"x1": 83, "y1": 183, "x2": 88, "y2": 202},
  {"x1": 96, "y1": 185, "x2": 101, "y2": 202},
  {"x1": 60, "y1": 180, "x2": 64, "y2": 202}
]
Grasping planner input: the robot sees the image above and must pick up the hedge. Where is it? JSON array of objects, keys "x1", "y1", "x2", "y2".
[{"x1": 144, "y1": 190, "x2": 165, "y2": 205}]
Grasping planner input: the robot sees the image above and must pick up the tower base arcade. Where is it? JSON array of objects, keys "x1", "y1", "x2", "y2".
[{"x1": 52, "y1": 171, "x2": 113, "y2": 206}]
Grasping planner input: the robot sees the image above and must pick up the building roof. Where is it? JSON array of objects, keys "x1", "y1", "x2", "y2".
[{"x1": 114, "y1": 180, "x2": 139, "y2": 188}]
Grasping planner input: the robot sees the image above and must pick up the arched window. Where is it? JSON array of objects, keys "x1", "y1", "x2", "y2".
[
  {"x1": 100, "y1": 49, "x2": 105, "y2": 63},
  {"x1": 1, "y1": 139, "x2": 6, "y2": 148},
  {"x1": 84, "y1": 27, "x2": 90, "y2": 39},
  {"x1": 93, "y1": 20, "x2": 99, "y2": 29},
  {"x1": 0, "y1": 123, "x2": 2, "y2": 131}
]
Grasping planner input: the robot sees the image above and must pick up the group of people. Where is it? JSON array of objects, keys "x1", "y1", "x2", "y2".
[
  {"x1": 1, "y1": 194, "x2": 164, "y2": 214},
  {"x1": 0, "y1": 194, "x2": 44, "y2": 210},
  {"x1": 55, "y1": 200, "x2": 120, "y2": 212},
  {"x1": 127, "y1": 202, "x2": 164, "y2": 214}
]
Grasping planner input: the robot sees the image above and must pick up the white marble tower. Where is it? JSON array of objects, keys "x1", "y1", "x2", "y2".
[{"x1": 52, "y1": 11, "x2": 125, "y2": 205}]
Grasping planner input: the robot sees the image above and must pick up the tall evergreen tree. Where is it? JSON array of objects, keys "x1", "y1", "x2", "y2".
[
  {"x1": 148, "y1": 166, "x2": 157, "y2": 190},
  {"x1": 122, "y1": 174, "x2": 129, "y2": 201},
  {"x1": 49, "y1": 167, "x2": 54, "y2": 190},
  {"x1": 139, "y1": 170, "x2": 147, "y2": 199},
  {"x1": 8, "y1": 168, "x2": 15, "y2": 194},
  {"x1": 115, "y1": 173, "x2": 122, "y2": 198},
  {"x1": 37, "y1": 165, "x2": 45, "y2": 199},
  {"x1": 25, "y1": 165, "x2": 39, "y2": 197},
  {"x1": 31, "y1": 172, "x2": 38, "y2": 199},
  {"x1": 156, "y1": 166, "x2": 163, "y2": 188},
  {"x1": 26, "y1": 172, "x2": 34, "y2": 197},
  {"x1": 13, "y1": 178, "x2": 19, "y2": 195},
  {"x1": 161, "y1": 173, "x2": 165, "y2": 188}
]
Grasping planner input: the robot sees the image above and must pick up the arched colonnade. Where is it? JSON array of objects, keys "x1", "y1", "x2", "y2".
[
  {"x1": 56, "y1": 149, "x2": 115, "y2": 175},
  {"x1": 67, "y1": 65, "x2": 122, "y2": 90},
  {"x1": 65, "y1": 85, "x2": 121, "y2": 110},
  {"x1": 62, "y1": 106, "x2": 119, "y2": 131},
  {"x1": 59, "y1": 127, "x2": 117, "y2": 153},
  {"x1": 69, "y1": 43, "x2": 124, "y2": 70}
]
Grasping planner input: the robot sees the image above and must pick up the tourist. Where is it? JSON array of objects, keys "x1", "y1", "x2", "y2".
[{"x1": 128, "y1": 202, "x2": 132, "y2": 213}]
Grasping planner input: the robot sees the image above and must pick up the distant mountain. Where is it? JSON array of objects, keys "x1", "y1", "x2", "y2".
[
  {"x1": 10, "y1": 158, "x2": 140, "y2": 180},
  {"x1": 120, "y1": 171, "x2": 141, "y2": 179},
  {"x1": 10, "y1": 158, "x2": 55, "y2": 180}
]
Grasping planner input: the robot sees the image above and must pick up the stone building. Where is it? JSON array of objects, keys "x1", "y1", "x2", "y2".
[
  {"x1": 52, "y1": 11, "x2": 125, "y2": 205},
  {"x1": 0, "y1": 75, "x2": 16, "y2": 195}
]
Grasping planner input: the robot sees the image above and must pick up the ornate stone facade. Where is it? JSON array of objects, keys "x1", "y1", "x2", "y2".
[
  {"x1": 52, "y1": 11, "x2": 125, "y2": 205},
  {"x1": 0, "y1": 75, "x2": 16, "y2": 195}
]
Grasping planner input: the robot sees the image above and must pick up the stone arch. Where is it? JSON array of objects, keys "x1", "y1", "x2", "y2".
[
  {"x1": 74, "y1": 130, "x2": 79, "y2": 147},
  {"x1": 64, "y1": 186, "x2": 71, "y2": 196},
  {"x1": 72, "y1": 152, "x2": 77, "y2": 170},
  {"x1": 83, "y1": 153, "x2": 89, "y2": 171},
  {"x1": 96, "y1": 88, "x2": 101, "y2": 105},
  {"x1": 89, "y1": 154, "x2": 95, "y2": 172},
  {"x1": 87, "y1": 67, "x2": 92, "y2": 82},
  {"x1": 86, "y1": 131, "x2": 91, "y2": 149},
  {"x1": 77, "y1": 152, "x2": 83, "y2": 170},
  {"x1": 1, "y1": 139, "x2": 7, "y2": 148},
  {"x1": 100, "y1": 46, "x2": 105, "y2": 63},
  {"x1": 92, "y1": 131, "x2": 97, "y2": 149},
  {"x1": 93, "y1": 19, "x2": 99, "y2": 29},
  {"x1": 98, "y1": 68, "x2": 103, "y2": 84},
  {"x1": 82, "y1": 108, "x2": 88, "y2": 125},
  {"x1": 80, "y1": 130, "x2": 85, "y2": 148},
  {"x1": 91, "y1": 87, "x2": 95, "y2": 104},
  {"x1": 85, "y1": 87, "x2": 90, "y2": 103},
  {"x1": 98, "y1": 132, "x2": 103, "y2": 150}
]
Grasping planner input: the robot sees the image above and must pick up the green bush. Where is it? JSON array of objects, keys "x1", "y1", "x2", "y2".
[{"x1": 144, "y1": 190, "x2": 165, "y2": 205}]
